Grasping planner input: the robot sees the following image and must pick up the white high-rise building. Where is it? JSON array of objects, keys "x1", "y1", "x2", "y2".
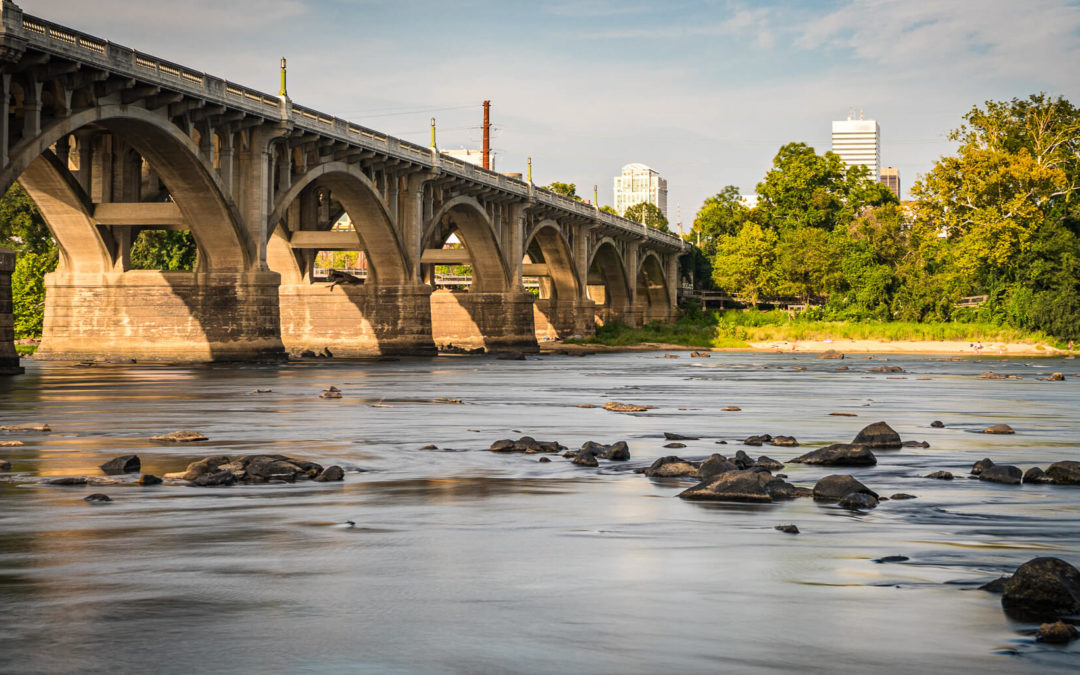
[
  {"x1": 613, "y1": 163, "x2": 668, "y2": 218},
  {"x1": 831, "y1": 115, "x2": 880, "y2": 178}
]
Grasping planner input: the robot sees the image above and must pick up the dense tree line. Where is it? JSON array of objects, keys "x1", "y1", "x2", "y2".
[{"x1": 687, "y1": 94, "x2": 1079, "y2": 339}]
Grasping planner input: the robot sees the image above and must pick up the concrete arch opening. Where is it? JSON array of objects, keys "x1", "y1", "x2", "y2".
[
  {"x1": 637, "y1": 252, "x2": 672, "y2": 323},
  {"x1": 524, "y1": 222, "x2": 583, "y2": 339},
  {"x1": 5, "y1": 109, "x2": 282, "y2": 362},
  {"x1": 423, "y1": 198, "x2": 536, "y2": 353},
  {"x1": 268, "y1": 164, "x2": 433, "y2": 357},
  {"x1": 587, "y1": 241, "x2": 632, "y2": 326}
]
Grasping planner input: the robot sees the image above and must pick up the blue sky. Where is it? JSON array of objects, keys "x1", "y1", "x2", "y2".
[{"x1": 24, "y1": 0, "x2": 1080, "y2": 231}]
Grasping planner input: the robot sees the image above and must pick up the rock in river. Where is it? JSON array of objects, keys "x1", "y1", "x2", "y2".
[
  {"x1": 664, "y1": 432, "x2": 698, "y2": 440},
  {"x1": 490, "y1": 437, "x2": 566, "y2": 454},
  {"x1": 982, "y1": 424, "x2": 1015, "y2": 434},
  {"x1": 664, "y1": 442, "x2": 686, "y2": 449},
  {"x1": 1036, "y1": 621, "x2": 1079, "y2": 644},
  {"x1": 775, "y1": 524, "x2": 800, "y2": 534},
  {"x1": 84, "y1": 493, "x2": 112, "y2": 503},
  {"x1": 979, "y1": 464, "x2": 1022, "y2": 485},
  {"x1": 1023, "y1": 467, "x2": 1054, "y2": 484},
  {"x1": 1001, "y1": 557, "x2": 1080, "y2": 620},
  {"x1": 1046, "y1": 461, "x2": 1080, "y2": 485},
  {"x1": 851, "y1": 421, "x2": 902, "y2": 449},
  {"x1": 818, "y1": 349, "x2": 844, "y2": 359},
  {"x1": 930, "y1": 420, "x2": 945, "y2": 428},
  {"x1": 790, "y1": 444, "x2": 877, "y2": 466},
  {"x1": 137, "y1": 474, "x2": 163, "y2": 486},
  {"x1": 602, "y1": 401, "x2": 656, "y2": 413},
  {"x1": 813, "y1": 474, "x2": 877, "y2": 501},
  {"x1": 314, "y1": 465, "x2": 345, "y2": 482},
  {"x1": 970, "y1": 458, "x2": 995, "y2": 476},
  {"x1": 770, "y1": 436, "x2": 799, "y2": 447},
  {"x1": 151, "y1": 430, "x2": 208, "y2": 443},
  {"x1": 579, "y1": 440, "x2": 630, "y2": 461},
  {"x1": 0, "y1": 459, "x2": 10, "y2": 471},
  {"x1": 679, "y1": 470, "x2": 774, "y2": 503},
  {"x1": 755, "y1": 456, "x2": 784, "y2": 471},
  {"x1": 838, "y1": 492, "x2": 879, "y2": 510},
  {"x1": 643, "y1": 456, "x2": 699, "y2": 478},
  {"x1": 926, "y1": 471, "x2": 954, "y2": 480},
  {"x1": 192, "y1": 469, "x2": 238, "y2": 487},
  {"x1": 99, "y1": 455, "x2": 140, "y2": 475},
  {"x1": 698, "y1": 454, "x2": 739, "y2": 481}
]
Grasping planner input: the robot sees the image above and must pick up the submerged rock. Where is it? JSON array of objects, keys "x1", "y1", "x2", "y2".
[
  {"x1": 1046, "y1": 461, "x2": 1080, "y2": 485},
  {"x1": 890, "y1": 493, "x2": 917, "y2": 500},
  {"x1": 977, "y1": 371, "x2": 1008, "y2": 380},
  {"x1": 664, "y1": 432, "x2": 698, "y2": 440},
  {"x1": 790, "y1": 444, "x2": 877, "y2": 466},
  {"x1": 926, "y1": 471, "x2": 954, "y2": 480},
  {"x1": 664, "y1": 442, "x2": 686, "y2": 449},
  {"x1": 84, "y1": 493, "x2": 112, "y2": 503},
  {"x1": 151, "y1": 430, "x2": 208, "y2": 443},
  {"x1": 813, "y1": 475, "x2": 877, "y2": 501},
  {"x1": 1001, "y1": 557, "x2": 1080, "y2": 620},
  {"x1": 851, "y1": 421, "x2": 902, "y2": 449},
  {"x1": 46, "y1": 476, "x2": 88, "y2": 486},
  {"x1": 100, "y1": 455, "x2": 141, "y2": 475},
  {"x1": 775, "y1": 524, "x2": 800, "y2": 534},
  {"x1": 643, "y1": 456, "x2": 700, "y2": 478}
]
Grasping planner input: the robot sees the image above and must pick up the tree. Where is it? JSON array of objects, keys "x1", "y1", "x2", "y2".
[
  {"x1": 623, "y1": 201, "x2": 669, "y2": 231},
  {"x1": 599, "y1": 205, "x2": 617, "y2": 215},
  {"x1": 543, "y1": 182, "x2": 581, "y2": 200},
  {"x1": 688, "y1": 186, "x2": 750, "y2": 258},
  {"x1": 0, "y1": 183, "x2": 56, "y2": 338},
  {"x1": 0, "y1": 183, "x2": 51, "y2": 254},
  {"x1": 129, "y1": 230, "x2": 198, "y2": 270},
  {"x1": 711, "y1": 222, "x2": 778, "y2": 303}
]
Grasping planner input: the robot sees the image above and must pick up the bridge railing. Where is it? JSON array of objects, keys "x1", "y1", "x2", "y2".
[{"x1": 18, "y1": 10, "x2": 686, "y2": 251}]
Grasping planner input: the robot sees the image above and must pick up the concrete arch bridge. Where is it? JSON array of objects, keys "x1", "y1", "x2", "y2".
[{"x1": 0, "y1": 3, "x2": 686, "y2": 361}]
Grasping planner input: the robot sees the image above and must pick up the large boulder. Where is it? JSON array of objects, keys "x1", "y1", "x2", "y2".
[
  {"x1": 838, "y1": 492, "x2": 879, "y2": 510},
  {"x1": 979, "y1": 464, "x2": 1022, "y2": 485},
  {"x1": 643, "y1": 456, "x2": 700, "y2": 478},
  {"x1": 970, "y1": 458, "x2": 995, "y2": 476},
  {"x1": 790, "y1": 444, "x2": 877, "y2": 466},
  {"x1": 243, "y1": 455, "x2": 321, "y2": 483},
  {"x1": 99, "y1": 455, "x2": 141, "y2": 475},
  {"x1": 1001, "y1": 557, "x2": 1080, "y2": 620},
  {"x1": 813, "y1": 474, "x2": 877, "y2": 501},
  {"x1": 983, "y1": 424, "x2": 1015, "y2": 434},
  {"x1": 181, "y1": 455, "x2": 231, "y2": 481},
  {"x1": 698, "y1": 454, "x2": 739, "y2": 481},
  {"x1": 192, "y1": 469, "x2": 237, "y2": 487},
  {"x1": 678, "y1": 470, "x2": 774, "y2": 503},
  {"x1": 770, "y1": 436, "x2": 799, "y2": 447},
  {"x1": 755, "y1": 456, "x2": 784, "y2": 471},
  {"x1": 1023, "y1": 467, "x2": 1053, "y2": 484},
  {"x1": 851, "y1": 421, "x2": 902, "y2": 449},
  {"x1": 1046, "y1": 461, "x2": 1080, "y2": 485},
  {"x1": 743, "y1": 434, "x2": 772, "y2": 447},
  {"x1": 731, "y1": 450, "x2": 754, "y2": 469}
]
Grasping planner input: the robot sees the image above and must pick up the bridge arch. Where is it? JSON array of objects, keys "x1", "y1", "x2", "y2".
[
  {"x1": 587, "y1": 239, "x2": 632, "y2": 325},
  {"x1": 524, "y1": 220, "x2": 582, "y2": 338},
  {"x1": 637, "y1": 250, "x2": 671, "y2": 323},
  {"x1": 422, "y1": 196, "x2": 510, "y2": 293}
]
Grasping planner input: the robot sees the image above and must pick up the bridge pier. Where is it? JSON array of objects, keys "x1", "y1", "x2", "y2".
[
  {"x1": 36, "y1": 270, "x2": 285, "y2": 362},
  {"x1": 278, "y1": 282, "x2": 436, "y2": 357},
  {"x1": 0, "y1": 249, "x2": 22, "y2": 374},
  {"x1": 532, "y1": 298, "x2": 595, "y2": 340},
  {"x1": 429, "y1": 289, "x2": 538, "y2": 353}
]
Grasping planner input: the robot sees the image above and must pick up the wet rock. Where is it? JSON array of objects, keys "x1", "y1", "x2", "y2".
[
  {"x1": 84, "y1": 493, "x2": 112, "y2": 503},
  {"x1": 0, "y1": 424, "x2": 50, "y2": 432},
  {"x1": 571, "y1": 453, "x2": 599, "y2": 467},
  {"x1": 977, "y1": 371, "x2": 1008, "y2": 380},
  {"x1": 0, "y1": 459, "x2": 9, "y2": 471},
  {"x1": 983, "y1": 424, "x2": 1015, "y2": 434},
  {"x1": 869, "y1": 365, "x2": 904, "y2": 373},
  {"x1": 244, "y1": 455, "x2": 322, "y2": 483},
  {"x1": 1046, "y1": 372, "x2": 1065, "y2": 381},
  {"x1": 151, "y1": 430, "x2": 208, "y2": 443},
  {"x1": 743, "y1": 434, "x2": 772, "y2": 447},
  {"x1": 602, "y1": 401, "x2": 656, "y2": 413},
  {"x1": 890, "y1": 493, "x2": 917, "y2": 500},
  {"x1": 764, "y1": 478, "x2": 807, "y2": 500},
  {"x1": 970, "y1": 458, "x2": 995, "y2": 476},
  {"x1": 538, "y1": 457, "x2": 551, "y2": 463},
  {"x1": 664, "y1": 353, "x2": 680, "y2": 359},
  {"x1": 1023, "y1": 467, "x2": 1054, "y2": 484},
  {"x1": 791, "y1": 443, "x2": 877, "y2": 466},
  {"x1": 839, "y1": 492, "x2": 879, "y2": 510},
  {"x1": 182, "y1": 455, "x2": 231, "y2": 481},
  {"x1": 769, "y1": 436, "x2": 799, "y2": 447},
  {"x1": 0, "y1": 440, "x2": 23, "y2": 447},
  {"x1": 979, "y1": 465, "x2": 1022, "y2": 485},
  {"x1": 731, "y1": 450, "x2": 755, "y2": 470},
  {"x1": 420, "y1": 444, "x2": 438, "y2": 450},
  {"x1": 874, "y1": 555, "x2": 910, "y2": 563},
  {"x1": 775, "y1": 524, "x2": 800, "y2": 534},
  {"x1": 47, "y1": 476, "x2": 88, "y2": 485},
  {"x1": 99, "y1": 455, "x2": 141, "y2": 475},
  {"x1": 664, "y1": 442, "x2": 686, "y2": 449},
  {"x1": 324, "y1": 386, "x2": 341, "y2": 392},
  {"x1": 722, "y1": 406, "x2": 741, "y2": 411},
  {"x1": 136, "y1": 474, "x2": 163, "y2": 486},
  {"x1": 792, "y1": 365, "x2": 806, "y2": 371},
  {"x1": 1001, "y1": 557, "x2": 1080, "y2": 620},
  {"x1": 314, "y1": 465, "x2": 345, "y2": 482},
  {"x1": 930, "y1": 420, "x2": 945, "y2": 428},
  {"x1": 575, "y1": 404, "x2": 596, "y2": 408},
  {"x1": 818, "y1": 349, "x2": 844, "y2": 359},
  {"x1": 813, "y1": 474, "x2": 877, "y2": 501},
  {"x1": 490, "y1": 437, "x2": 566, "y2": 454},
  {"x1": 1046, "y1": 461, "x2": 1080, "y2": 485},
  {"x1": 830, "y1": 411, "x2": 857, "y2": 416},
  {"x1": 192, "y1": 469, "x2": 237, "y2": 487},
  {"x1": 1036, "y1": 621, "x2": 1079, "y2": 644},
  {"x1": 926, "y1": 471, "x2": 954, "y2": 480},
  {"x1": 496, "y1": 352, "x2": 526, "y2": 361},
  {"x1": 579, "y1": 441, "x2": 630, "y2": 461},
  {"x1": 901, "y1": 440, "x2": 930, "y2": 448},
  {"x1": 698, "y1": 454, "x2": 739, "y2": 481},
  {"x1": 319, "y1": 391, "x2": 342, "y2": 399},
  {"x1": 678, "y1": 470, "x2": 774, "y2": 503},
  {"x1": 644, "y1": 455, "x2": 700, "y2": 478},
  {"x1": 755, "y1": 456, "x2": 784, "y2": 471},
  {"x1": 835, "y1": 366, "x2": 850, "y2": 371},
  {"x1": 664, "y1": 432, "x2": 698, "y2": 441},
  {"x1": 851, "y1": 421, "x2": 902, "y2": 449},
  {"x1": 978, "y1": 576, "x2": 1010, "y2": 593},
  {"x1": 252, "y1": 388, "x2": 272, "y2": 394},
  {"x1": 690, "y1": 351, "x2": 711, "y2": 358}
]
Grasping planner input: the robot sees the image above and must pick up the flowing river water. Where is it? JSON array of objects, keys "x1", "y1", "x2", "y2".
[{"x1": 1, "y1": 351, "x2": 1078, "y2": 674}]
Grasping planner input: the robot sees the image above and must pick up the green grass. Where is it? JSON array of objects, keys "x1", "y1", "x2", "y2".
[
  {"x1": 571, "y1": 309, "x2": 1060, "y2": 350},
  {"x1": 15, "y1": 344, "x2": 37, "y2": 355}
]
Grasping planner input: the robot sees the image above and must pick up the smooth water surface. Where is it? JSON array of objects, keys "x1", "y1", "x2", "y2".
[{"x1": 1, "y1": 351, "x2": 1078, "y2": 673}]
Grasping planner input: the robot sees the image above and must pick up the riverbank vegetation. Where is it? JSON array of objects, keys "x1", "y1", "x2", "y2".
[{"x1": 687, "y1": 94, "x2": 1080, "y2": 342}]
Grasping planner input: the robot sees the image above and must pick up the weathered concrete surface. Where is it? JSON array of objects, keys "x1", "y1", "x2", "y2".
[
  {"x1": 279, "y1": 283, "x2": 436, "y2": 357},
  {"x1": 429, "y1": 290, "x2": 539, "y2": 353},
  {"x1": 0, "y1": 249, "x2": 22, "y2": 374},
  {"x1": 36, "y1": 271, "x2": 285, "y2": 362}
]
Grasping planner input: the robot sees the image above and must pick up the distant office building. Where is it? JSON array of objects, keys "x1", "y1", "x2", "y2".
[
  {"x1": 879, "y1": 167, "x2": 900, "y2": 198},
  {"x1": 613, "y1": 163, "x2": 668, "y2": 218},
  {"x1": 831, "y1": 114, "x2": 880, "y2": 178},
  {"x1": 443, "y1": 148, "x2": 490, "y2": 169}
]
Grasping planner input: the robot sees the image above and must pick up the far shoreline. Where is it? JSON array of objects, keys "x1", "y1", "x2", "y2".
[{"x1": 547, "y1": 338, "x2": 1071, "y2": 357}]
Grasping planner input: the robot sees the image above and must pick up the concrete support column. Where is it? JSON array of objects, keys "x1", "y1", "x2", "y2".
[
  {"x1": 506, "y1": 203, "x2": 526, "y2": 289},
  {"x1": 237, "y1": 126, "x2": 281, "y2": 270},
  {"x1": 665, "y1": 253, "x2": 679, "y2": 313},
  {"x1": 218, "y1": 130, "x2": 234, "y2": 195},
  {"x1": 625, "y1": 240, "x2": 644, "y2": 327},
  {"x1": 429, "y1": 289, "x2": 538, "y2": 354},
  {"x1": 75, "y1": 130, "x2": 94, "y2": 195},
  {"x1": 90, "y1": 134, "x2": 112, "y2": 203},
  {"x1": 402, "y1": 172, "x2": 433, "y2": 278},
  {"x1": 0, "y1": 75, "x2": 10, "y2": 166},
  {"x1": 21, "y1": 78, "x2": 42, "y2": 139}
]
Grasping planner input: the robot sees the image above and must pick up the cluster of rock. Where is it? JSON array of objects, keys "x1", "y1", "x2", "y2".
[
  {"x1": 165, "y1": 454, "x2": 344, "y2": 485},
  {"x1": 786, "y1": 421, "x2": 922, "y2": 467},
  {"x1": 489, "y1": 436, "x2": 567, "y2": 454},
  {"x1": 563, "y1": 441, "x2": 631, "y2": 466},
  {"x1": 970, "y1": 458, "x2": 1080, "y2": 486},
  {"x1": 743, "y1": 434, "x2": 799, "y2": 447},
  {"x1": 979, "y1": 556, "x2": 1080, "y2": 642}
]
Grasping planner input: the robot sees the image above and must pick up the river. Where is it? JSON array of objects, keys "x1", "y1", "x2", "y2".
[{"x1": 1, "y1": 351, "x2": 1078, "y2": 674}]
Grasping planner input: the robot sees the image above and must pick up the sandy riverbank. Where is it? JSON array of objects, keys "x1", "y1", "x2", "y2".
[{"x1": 544, "y1": 339, "x2": 1069, "y2": 357}]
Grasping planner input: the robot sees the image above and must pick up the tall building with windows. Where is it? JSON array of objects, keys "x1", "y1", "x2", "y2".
[
  {"x1": 613, "y1": 163, "x2": 668, "y2": 218},
  {"x1": 879, "y1": 166, "x2": 900, "y2": 199},
  {"x1": 831, "y1": 115, "x2": 880, "y2": 178}
]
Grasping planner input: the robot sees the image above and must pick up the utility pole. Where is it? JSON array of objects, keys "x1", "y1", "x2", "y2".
[{"x1": 482, "y1": 100, "x2": 491, "y2": 170}]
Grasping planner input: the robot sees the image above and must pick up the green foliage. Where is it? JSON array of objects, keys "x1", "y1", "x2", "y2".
[
  {"x1": 623, "y1": 201, "x2": 669, "y2": 231},
  {"x1": 543, "y1": 182, "x2": 581, "y2": 200},
  {"x1": 599, "y1": 205, "x2": 617, "y2": 215},
  {"x1": 129, "y1": 230, "x2": 198, "y2": 270},
  {"x1": 711, "y1": 222, "x2": 777, "y2": 303},
  {"x1": 0, "y1": 183, "x2": 51, "y2": 254},
  {"x1": 11, "y1": 247, "x2": 57, "y2": 339},
  {"x1": 687, "y1": 186, "x2": 750, "y2": 258}
]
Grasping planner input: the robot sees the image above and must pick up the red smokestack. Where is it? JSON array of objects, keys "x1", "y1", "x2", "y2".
[{"x1": 482, "y1": 100, "x2": 491, "y2": 170}]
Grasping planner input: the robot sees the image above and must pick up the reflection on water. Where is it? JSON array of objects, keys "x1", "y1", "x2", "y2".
[{"x1": 1, "y1": 352, "x2": 1078, "y2": 673}]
